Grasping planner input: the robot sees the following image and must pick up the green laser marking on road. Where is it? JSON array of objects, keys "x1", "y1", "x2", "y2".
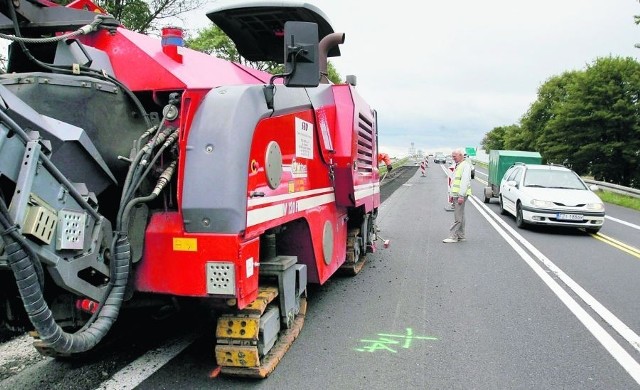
[{"x1": 355, "y1": 328, "x2": 438, "y2": 353}]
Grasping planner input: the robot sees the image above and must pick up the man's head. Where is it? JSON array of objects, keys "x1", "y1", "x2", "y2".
[{"x1": 452, "y1": 149, "x2": 464, "y2": 163}]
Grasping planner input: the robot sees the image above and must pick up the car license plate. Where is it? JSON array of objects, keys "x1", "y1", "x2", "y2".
[{"x1": 556, "y1": 213, "x2": 583, "y2": 221}]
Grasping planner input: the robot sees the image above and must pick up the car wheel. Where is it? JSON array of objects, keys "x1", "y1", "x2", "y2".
[
  {"x1": 483, "y1": 187, "x2": 491, "y2": 203},
  {"x1": 515, "y1": 203, "x2": 525, "y2": 228},
  {"x1": 585, "y1": 227, "x2": 601, "y2": 234},
  {"x1": 499, "y1": 196, "x2": 507, "y2": 215}
]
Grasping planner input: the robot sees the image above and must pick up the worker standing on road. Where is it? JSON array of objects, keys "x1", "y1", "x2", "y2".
[
  {"x1": 378, "y1": 153, "x2": 393, "y2": 172},
  {"x1": 443, "y1": 149, "x2": 472, "y2": 243}
]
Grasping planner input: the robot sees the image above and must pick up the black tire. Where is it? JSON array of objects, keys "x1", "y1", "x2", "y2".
[
  {"x1": 515, "y1": 203, "x2": 525, "y2": 228},
  {"x1": 585, "y1": 227, "x2": 601, "y2": 234},
  {"x1": 499, "y1": 196, "x2": 507, "y2": 215}
]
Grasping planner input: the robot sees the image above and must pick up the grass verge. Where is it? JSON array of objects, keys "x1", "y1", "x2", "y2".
[{"x1": 596, "y1": 191, "x2": 640, "y2": 211}]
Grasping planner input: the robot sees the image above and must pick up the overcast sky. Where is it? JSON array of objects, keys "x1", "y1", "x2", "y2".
[{"x1": 176, "y1": 0, "x2": 639, "y2": 157}]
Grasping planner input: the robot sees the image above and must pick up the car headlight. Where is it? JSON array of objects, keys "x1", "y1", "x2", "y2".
[
  {"x1": 585, "y1": 203, "x2": 605, "y2": 211},
  {"x1": 530, "y1": 199, "x2": 555, "y2": 208}
]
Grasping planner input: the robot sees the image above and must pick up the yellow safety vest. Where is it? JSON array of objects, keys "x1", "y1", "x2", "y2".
[{"x1": 451, "y1": 160, "x2": 472, "y2": 196}]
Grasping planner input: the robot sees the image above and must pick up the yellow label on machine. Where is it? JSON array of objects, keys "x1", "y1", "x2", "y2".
[{"x1": 173, "y1": 237, "x2": 197, "y2": 251}]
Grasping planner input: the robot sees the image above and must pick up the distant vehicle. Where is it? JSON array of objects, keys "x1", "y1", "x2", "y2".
[
  {"x1": 434, "y1": 152, "x2": 446, "y2": 164},
  {"x1": 499, "y1": 164, "x2": 605, "y2": 233},
  {"x1": 464, "y1": 154, "x2": 476, "y2": 179}
]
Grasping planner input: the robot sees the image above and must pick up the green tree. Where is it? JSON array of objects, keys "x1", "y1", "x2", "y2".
[
  {"x1": 548, "y1": 57, "x2": 640, "y2": 186},
  {"x1": 185, "y1": 25, "x2": 280, "y2": 73},
  {"x1": 325, "y1": 62, "x2": 342, "y2": 84},
  {"x1": 519, "y1": 71, "x2": 580, "y2": 160},
  {"x1": 56, "y1": 0, "x2": 203, "y2": 33},
  {"x1": 480, "y1": 125, "x2": 508, "y2": 152},
  {"x1": 502, "y1": 124, "x2": 529, "y2": 150},
  {"x1": 186, "y1": 25, "x2": 342, "y2": 82}
]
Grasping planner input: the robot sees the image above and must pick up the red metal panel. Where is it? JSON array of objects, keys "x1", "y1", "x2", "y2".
[
  {"x1": 135, "y1": 212, "x2": 259, "y2": 308},
  {"x1": 81, "y1": 29, "x2": 272, "y2": 92},
  {"x1": 244, "y1": 110, "x2": 350, "y2": 283},
  {"x1": 331, "y1": 85, "x2": 380, "y2": 211},
  {"x1": 304, "y1": 205, "x2": 348, "y2": 284}
]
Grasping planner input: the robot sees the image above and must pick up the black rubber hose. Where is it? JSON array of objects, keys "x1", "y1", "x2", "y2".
[
  {"x1": 0, "y1": 160, "x2": 129, "y2": 353},
  {"x1": 2, "y1": 231, "x2": 130, "y2": 353}
]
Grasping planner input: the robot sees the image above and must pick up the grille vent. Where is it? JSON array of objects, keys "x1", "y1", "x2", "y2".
[
  {"x1": 206, "y1": 262, "x2": 235, "y2": 295},
  {"x1": 356, "y1": 112, "x2": 374, "y2": 172}
]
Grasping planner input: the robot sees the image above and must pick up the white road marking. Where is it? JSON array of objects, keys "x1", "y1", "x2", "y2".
[
  {"x1": 469, "y1": 195, "x2": 640, "y2": 384},
  {"x1": 94, "y1": 333, "x2": 199, "y2": 390},
  {"x1": 606, "y1": 215, "x2": 640, "y2": 230}
]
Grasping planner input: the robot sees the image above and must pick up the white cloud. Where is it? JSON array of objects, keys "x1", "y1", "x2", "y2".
[
  {"x1": 5, "y1": 0, "x2": 635, "y2": 158},
  {"x1": 319, "y1": 0, "x2": 639, "y2": 153}
]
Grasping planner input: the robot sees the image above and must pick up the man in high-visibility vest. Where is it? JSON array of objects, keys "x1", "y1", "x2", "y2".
[
  {"x1": 443, "y1": 149, "x2": 472, "y2": 243},
  {"x1": 378, "y1": 153, "x2": 393, "y2": 172}
]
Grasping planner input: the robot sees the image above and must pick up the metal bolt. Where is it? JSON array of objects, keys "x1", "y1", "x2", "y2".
[{"x1": 205, "y1": 144, "x2": 214, "y2": 153}]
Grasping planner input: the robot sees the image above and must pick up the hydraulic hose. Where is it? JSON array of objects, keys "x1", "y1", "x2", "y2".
[
  {"x1": 0, "y1": 206, "x2": 130, "y2": 353},
  {"x1": 0, "y1": 109, "x2": 130, "y2": 353},
  {"x1": 120, "y1": 161, "x2": 177, "y2": 228}
]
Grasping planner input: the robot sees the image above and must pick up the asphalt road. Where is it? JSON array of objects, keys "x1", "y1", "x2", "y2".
[
  {"x1": 3, "y1": 162, "x2": 640, "y2": 389},
  {"x1": 141, "y1": 162, "x2": 640, "y2": 389},
  {"x1": 380, "y1": 165, "x2": 420, "y2": 203}
]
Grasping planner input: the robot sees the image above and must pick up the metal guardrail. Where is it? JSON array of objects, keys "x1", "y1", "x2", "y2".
[{"x1": 583, "y1": 179, "x2": 640, "y2": 199}]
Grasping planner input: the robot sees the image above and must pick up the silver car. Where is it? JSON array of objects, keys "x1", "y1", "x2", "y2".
[
  {"x1": 433, "y1": 153, "x2": 446, "y2": 164},
  {"x1": 499, "y1": 164, "x2": 605, "y2": 233}
]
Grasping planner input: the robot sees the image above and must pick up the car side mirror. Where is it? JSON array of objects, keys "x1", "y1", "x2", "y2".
[
  {"x1": 589, "y1": 184, "x2": 599, "y2": 192},
  {"x1": 283, "y1": 21, "x2": 320, "y2": 87},
  {"x1": 507, "y1": 180, "x2": 517, "y2": 188}
]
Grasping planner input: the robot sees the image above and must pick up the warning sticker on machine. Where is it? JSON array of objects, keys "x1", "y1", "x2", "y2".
[
  {"x1": 295, "y1": 117, "x2": 313, "y2": 159},
  {"x1": 173, "y1": 237, "x2": 197, "y2": 251}
]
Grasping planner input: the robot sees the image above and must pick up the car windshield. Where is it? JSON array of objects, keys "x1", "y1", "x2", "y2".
[{"x1": 523, "y1": 169, "x2": 587, "y2": 190}]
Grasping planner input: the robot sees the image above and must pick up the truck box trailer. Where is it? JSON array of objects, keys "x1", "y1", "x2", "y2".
[{"x1": 483, "y1": 150, "x2": 542, "y2": 203}]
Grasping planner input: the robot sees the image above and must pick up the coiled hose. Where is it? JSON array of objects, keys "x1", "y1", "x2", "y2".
[{"x1": 1, "y1": 216, "x2": 130, "y2": 353}]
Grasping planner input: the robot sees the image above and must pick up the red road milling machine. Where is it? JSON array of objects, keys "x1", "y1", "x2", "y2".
[{"x1": 0, "y1": 0, "x2": 383, "y2": 378}]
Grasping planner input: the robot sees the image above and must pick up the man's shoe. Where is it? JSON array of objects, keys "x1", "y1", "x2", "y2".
[
  {"x1": 458, "y1": 238, "x2": 466, "y2": 242},
  {"x1": 442, "y1": 237, "x2": 458, "y2": 243}
]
